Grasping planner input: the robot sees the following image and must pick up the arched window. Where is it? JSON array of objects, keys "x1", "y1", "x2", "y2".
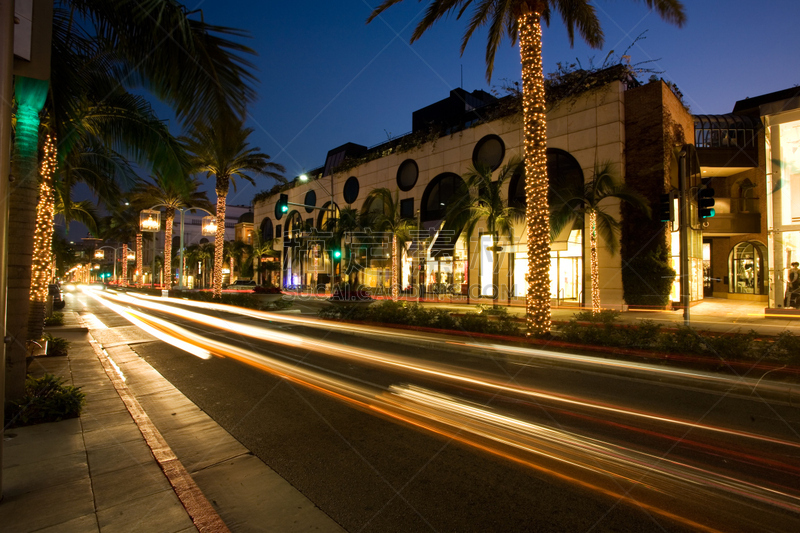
[
  {"x1": 259, "y1": 218, "x2": 274, "y2": 240},
  {"x1": 421, "y1": 172, "x2": 467, "y2": 222},
  {"x1": 508, "y1": 148, "x2": 584, "y2": 209},
  {"x1": 738, "y1": 178, "x2": 756, "y2": 213},
  {"x1": 284, "y1": 211, "x2": 304, "y2": 241},
  {"x1": 729, "y1": 241, "x2": 767, "y2": 295},
  {"x1": 317, "y1": 202, "x2": 339, "y2": 230}
]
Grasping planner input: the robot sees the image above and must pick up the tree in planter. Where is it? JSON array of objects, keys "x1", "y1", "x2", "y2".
[
  {"x1": 251, "y1": 229, "x2": 280, "y2": 286},
  {"x1": 185, "y1": 242, "x2": 214, "y2": 289},
  {"x1": 224, "y1": 239, "x2": 252, "y2": 284},
  {"x1": 363, "y1": 188, "x2": 417, "y2": 301},
  {"x1": 445, "y1": 157, "x2": 524, "y2": 304},
  {"x1": 261, "y1": 261, "x2": 283, "y2": 290},
  {"x1": 549, "y1": 162, "x2": 651, "y2": 314},
  {"x1": 368, "y1": 0, "x2": 686, "y2": 336},
  {"x1": 5, "y1": 373, "x2": 85, "y2": 428}
]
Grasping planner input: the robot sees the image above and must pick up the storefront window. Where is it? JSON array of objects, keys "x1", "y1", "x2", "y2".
[
  {"x1": 729, "y1": 241, "x2": 767, "y2": 295},
  {"x1": 767, "y1": 117, "x2": 800, "y2": 307},
  {"x1": 512, "y1": 230, "x2": 582, "y2": 300},
  {"x1": 780, "y1": 121, "x2": 800, "y2": 226}
]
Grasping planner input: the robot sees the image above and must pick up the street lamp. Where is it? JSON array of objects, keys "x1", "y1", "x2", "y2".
[
  {"x1": 140, "y1": 209, "x2": 161, "y2": 232},
  {"x1": 96, "y1": 245, "x2": 126, "y2": 283},
  {"x1": 141, "y1": 204, "x2": 216, "y2": 290},
  {"x1": 139, "y1": 207, "x2": 162, "y2": 288}
]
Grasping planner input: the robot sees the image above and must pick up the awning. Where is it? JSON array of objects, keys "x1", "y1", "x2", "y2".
[{"x1": 407, "y1": 220, "x2": 443, "y2": 255}]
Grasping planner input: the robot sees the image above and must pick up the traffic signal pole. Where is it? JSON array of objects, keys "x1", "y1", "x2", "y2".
[{"x1": 679, "y1": 147, "x2": 691, "y2": 326}]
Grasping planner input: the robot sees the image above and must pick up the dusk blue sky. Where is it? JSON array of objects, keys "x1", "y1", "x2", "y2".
[
  {"x1": 63, "y1": 1, "x2": 800, "y2": 240},
  {"x1": 194, "y1": 0, "x2": 799, "y2": 206}
]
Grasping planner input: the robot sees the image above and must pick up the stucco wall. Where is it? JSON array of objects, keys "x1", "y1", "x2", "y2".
[{"x1": 254, "y1": 81, "x2": 629, "y2": 308}]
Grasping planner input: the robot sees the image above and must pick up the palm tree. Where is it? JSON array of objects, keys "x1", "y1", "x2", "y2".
[
  {"x1": 183, "y1": 118, "x2": 285, "y2": 298},
  {"x1": 224, "y1": 239, "x2": 251, "y2": 284},
  {"x1": 363, "y1": 189, "x2": 417, "y2": 301},
  {"x1": 130, "y1": 175, "x2": 212, "y2": 290},
  {"x1": 368, "y1": 1, "x2": 685, "y2": 334},
  {"x1": 185, "y1": 242, "x2": 215, "y2": 289},
  {"x1": 446, "y1": 157, "x2": 524, "y2": 304},
  {"x1": 52, "y1": 0, "x2": 258, "y2": 130},
  {"x1": 549, "y1": 162, "x2": 651, "y2": 313},
  {"x1": 5, "y1": 0, "x2": 255, "y2": 399},
  {"x1": 322, "y1": 206, "x2": 370, "y2": 291},
  {"x1": 251, "y1": 230, "x2": 280, "y2": 286},
  {"x1": 101, "y1": 205, "x2": 141, "y2": 286},
  {"x1": 8, "y1": 0, "x2": 253, "y2": 399}
]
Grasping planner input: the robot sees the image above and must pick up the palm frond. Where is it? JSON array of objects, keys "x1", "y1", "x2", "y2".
[{"x1": 69, "y1": 0, "x2": 258, "y2": 125}]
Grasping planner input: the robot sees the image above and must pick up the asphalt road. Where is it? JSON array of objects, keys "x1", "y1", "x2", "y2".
[{"x1": 68, "y1": 289, "x2": 800, "y2": 532}]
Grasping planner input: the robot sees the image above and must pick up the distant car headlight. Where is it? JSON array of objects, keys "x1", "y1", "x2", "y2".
[{"x1": 64, "y1": 284, "x2": 77, "y2": 292}]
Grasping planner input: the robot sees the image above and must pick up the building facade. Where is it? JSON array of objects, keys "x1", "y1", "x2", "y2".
[{"x1": 252, "y1": 73, "x2": 800, "y2": 314}]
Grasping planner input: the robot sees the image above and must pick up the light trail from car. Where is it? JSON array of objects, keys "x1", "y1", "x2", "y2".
[
  {"x1": 92, "y1": 290, "x2": 800, "y2": 450},
  {"x1": 86, "y1": 289, "x2": 800, "y2": 532}
]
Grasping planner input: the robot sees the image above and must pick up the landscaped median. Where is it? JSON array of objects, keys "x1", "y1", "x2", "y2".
[
  {"x1": 121, "y1": 285, "x2": 292, "y2": 310},
  {"x1": 318, "y1": 302, "x2": 800, "y2": 383}
]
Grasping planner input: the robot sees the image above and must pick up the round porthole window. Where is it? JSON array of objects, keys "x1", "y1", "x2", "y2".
[
  {"x1": 343, "y1": 176, "x2": 360, "y2": 204},
  {"x1": 396, "y1": 159, "x2": 419, "y2": 192},
  {"x1": 472, "y1": 134, "x2": 505, "y2": 170},
  {"x1": 304, "y1": 190, "x2": 316, "y2": 213}
]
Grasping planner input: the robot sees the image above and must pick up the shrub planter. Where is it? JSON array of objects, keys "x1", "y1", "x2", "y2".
[
  {"x1": 255, "y1": 293, "x2": 284, "y2": 304},
  {"x1": 327, "y1": 297, "x2": 374, "y2": 306}
]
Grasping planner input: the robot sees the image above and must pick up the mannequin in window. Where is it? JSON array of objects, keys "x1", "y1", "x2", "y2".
[
  {"x1": 742, "y1": 262, "x2": 754, "y2": 288},
  {"x1": 785, "y1": 262, "x2": 800, "y2": 308}
]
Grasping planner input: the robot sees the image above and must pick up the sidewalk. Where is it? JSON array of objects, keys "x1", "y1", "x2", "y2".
[{"x1": 1, "y1": 311, "x2": 345, "y2": 533}]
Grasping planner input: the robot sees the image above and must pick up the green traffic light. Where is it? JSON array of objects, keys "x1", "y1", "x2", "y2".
[
  {"x1": 281, "y1": 205, "x2": 288, "y2": 213},
  {"x1": 333, "y1": 250, "x2": 341, "y2": 259}
]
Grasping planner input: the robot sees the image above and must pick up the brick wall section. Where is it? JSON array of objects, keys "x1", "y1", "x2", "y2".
[
  {"x1": 623, "y1": 81, "x2": 691, "y2": 258},
  {"x1": 621, "y1": 81, "x2": 692, "y2": 306}
]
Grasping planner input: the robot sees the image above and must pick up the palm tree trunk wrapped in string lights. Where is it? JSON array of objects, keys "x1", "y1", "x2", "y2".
[
  {"x1": 122, "y1": 243, "x2": 129, "y2": 285},
  {"x1": 213, "y1": 194, "x2": 226, "y2": 296},
  {"x1": 519, "y1": 11, "x2": 551, "y2": 335},
  {"x1": 136, "y1": 233, "x2": 143, "y2": 288},
  {"x1": 589, "y1": 209, "x2": 600, "y2": 312},
  {"x1": 28, "y1": 134, "x2": 58, "y2": 340}
]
